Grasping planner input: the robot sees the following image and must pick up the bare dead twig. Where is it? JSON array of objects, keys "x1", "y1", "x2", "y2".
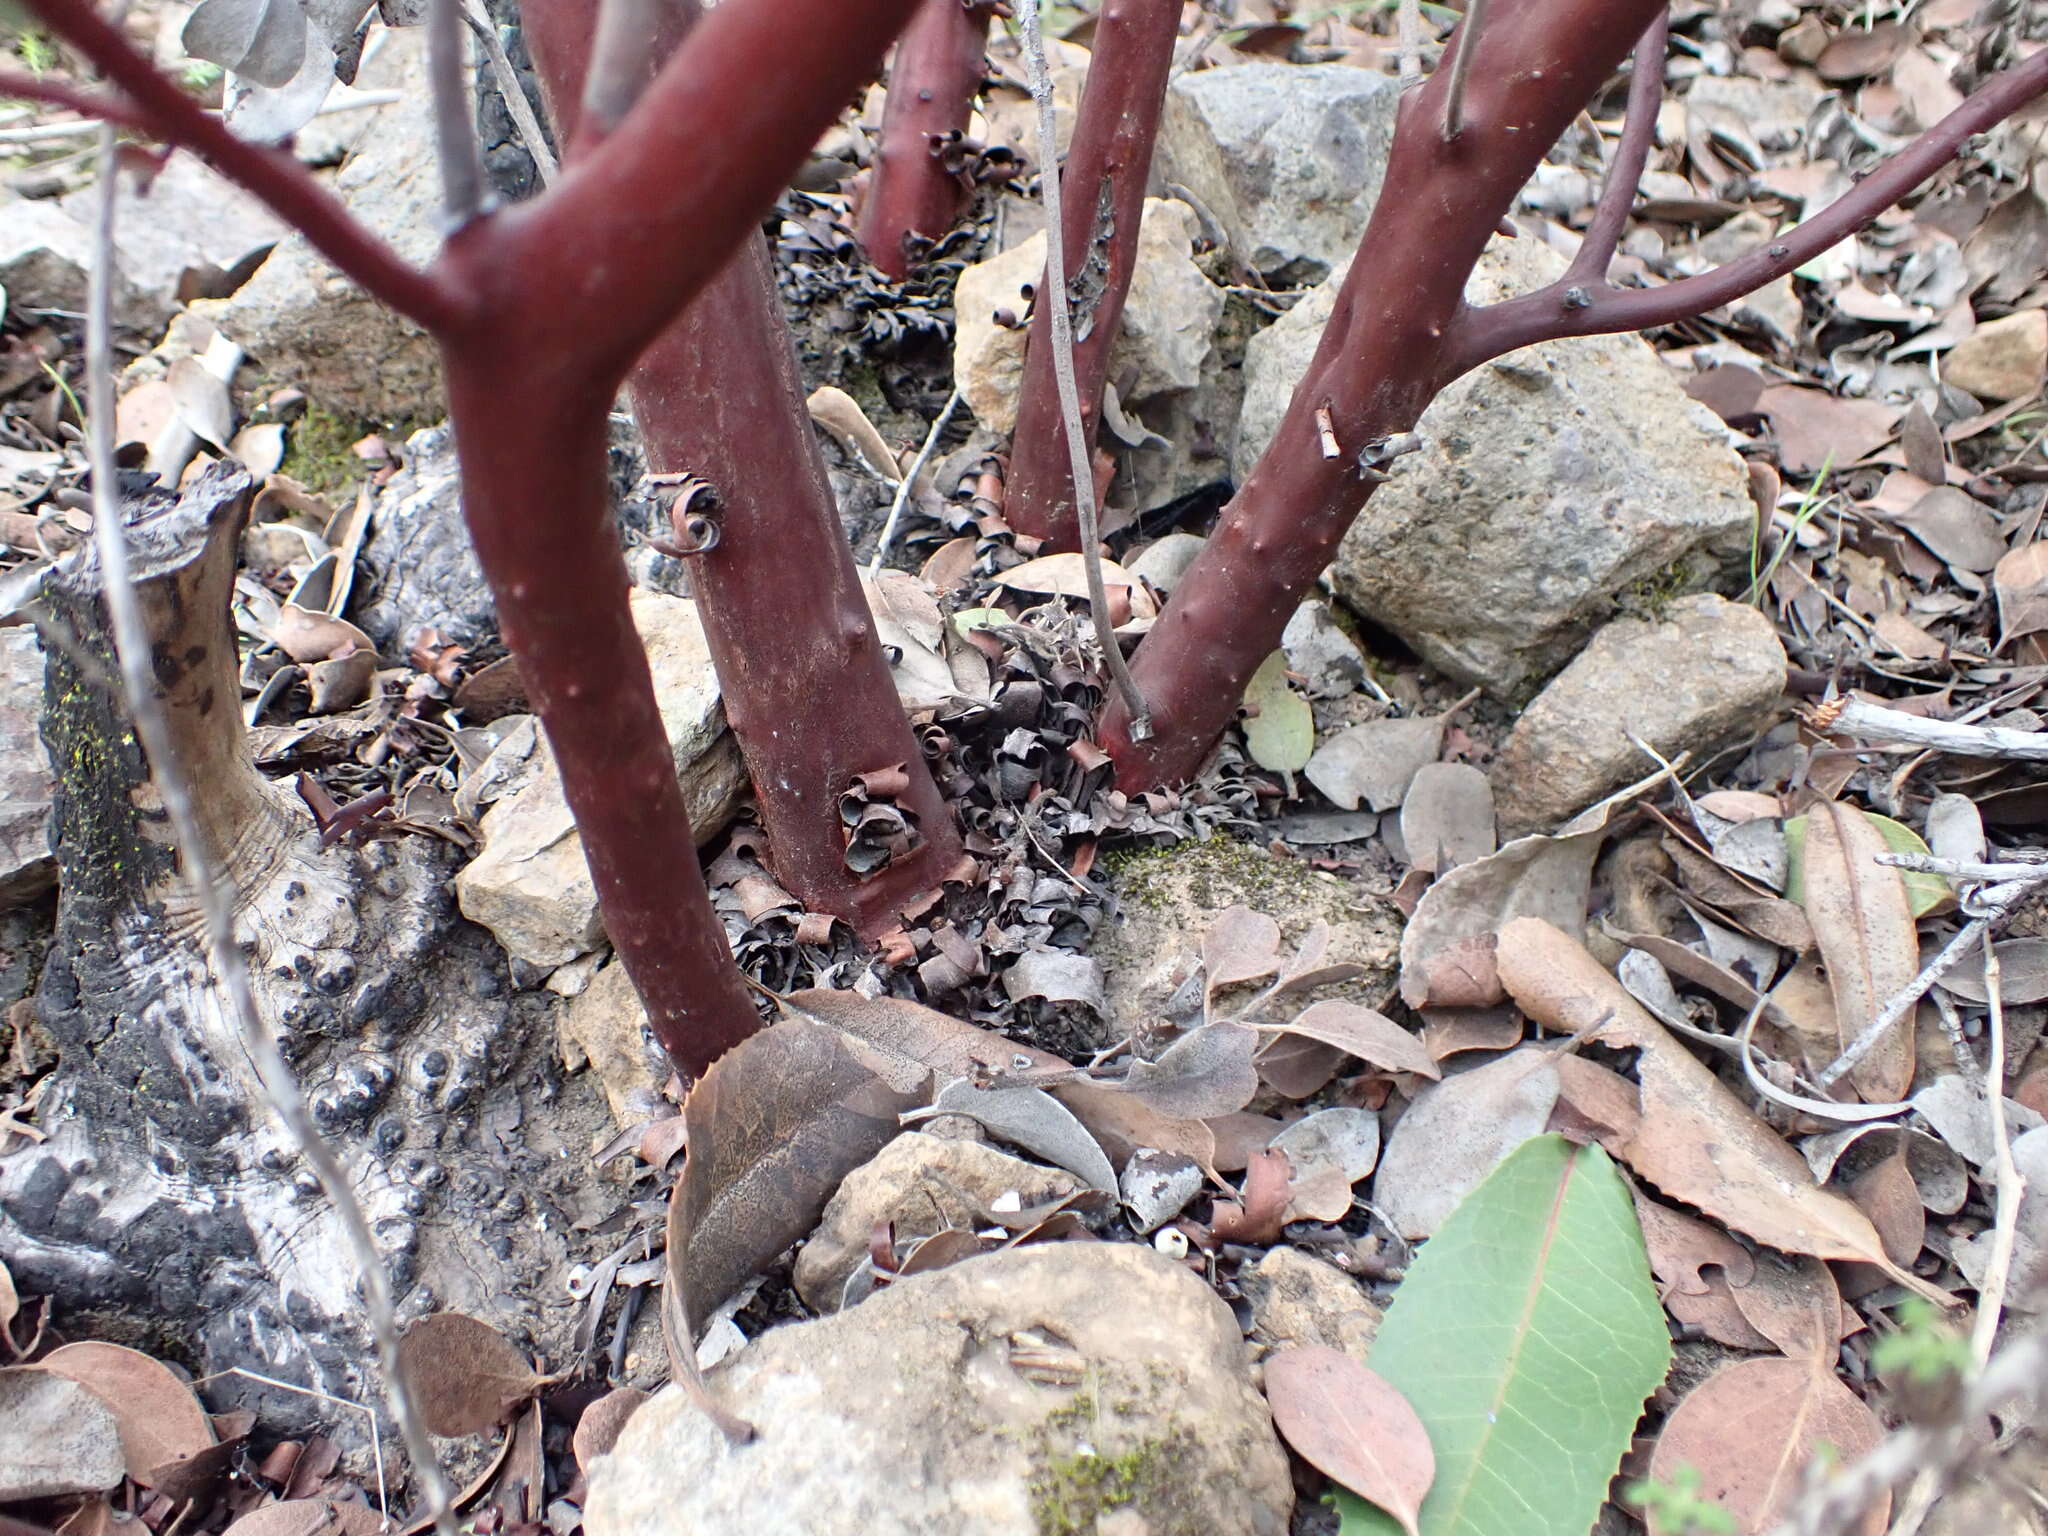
[
  {"x1": 1816, "y1": 868, "x2": 2048, "y2": 1093},
  {"x1": 1563, "y1": 9, "x2": 1666, "y2": 290},
  {"x1": 82, "y1": 119, "x2": 456, "y2": 1536},
  {"x1": 1764, "y1": 1329, "x2": 2048, "y2": 1536},
  {"x1": 868, "y1": 387, "x2": 959, "y2": 576},
  {"x1": 582, "y1": 0, "x2": 665, "y2": 137},
  {"x1": 1818, "y1": 694, "x2": 2048, "y2": 762},
  {"x1": 1446, "y1": 44, "x2": 2048, "y2": 373},
  {"x1": 1972, "y1": 942, "x2": 2027, "y2": 1367},
  {"x1": 1018, "y1": 0, "x2": 1149, "y2": 739},
  {"x1": 430, "y1": 0, "x2": 487, "y2": 226},
  {"x1": 19, "y1": 0, "x2": 468, "y2": 334},
  {"x1": 1438, "y1": 0, "x2": 1489, "y2": 141},
  {"x1": 1395, "y1": 0, "x2": 1422, "y2": 82},
  {"x1": 463, "y1": 2, "x2": 557, "y2": 184}
]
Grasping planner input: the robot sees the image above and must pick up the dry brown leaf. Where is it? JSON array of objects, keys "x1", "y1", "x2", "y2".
[
  {"x1": 1799, "y1": 801, "x2": 1919, "y2": 1101},
  {"x1": 1496, "y1": 919, "x2": 1946, "y2": 1299},
  {"x1": 784, "y1": 987, "x2": 1067, "y2": 1080},
  {"x1": 1116, "y1": 1022, "x2": 1261, "y2": 1119},
  {"x1": 1632, "y1": 1194, "x2": 1773, "y2": 1351},
  {"x1": 805, "y1": 385, "x2": 899, "y2": 480},
  {"x1": 1889, "y1": 487, "x2": 2008, "y2": 574},
  {"x1": 998, "y1": 554, "x2": 1155, "y2": 618},
  {"x1": 1204, "y1": 905, "x2": 1284, "y2": 999},
  {"x1": 1994, "y1": 541, "x2": 2048, "y2": 646},
  {"x1": 1304, "y1": 714, "x2": 1446, "y2": 812},
  {"x1": 1726, "y1": 1252, "x2": 1847, "y2": 1364},
  {"x1": 395, "y1": 1314, "x2": 540, "y2": 1438},
  {"x1": 1264, "y1": 1346, "x2": 1435, "y2": 1536},
  {"x1": 1757, "y1": 386, "x2": 1900, "y2": 475},
  {"x1": 1933, "y1": 937, "x2": 2048, "y2": 1005},
  {"x1": 1549, "y1": 1053, "x2": 1641, "y2": 1153},
  {"x1": 1055, "y1": 1080, "x2": 1217, "y2": 1174},
  {"x1": 40, "y1": 1340, "x2": 215, "y2": 1477},
  {"x1": 1203, "y1": 1111, "x2": 1284, "y2": 1173},
  {"x1": 1210, "y1": 1146, "x2": 1293, "y2": 1244},
  {"x1": 1844, "y1": 1141, "x2": 1926, "y2": 1269},
  {"x1": 572, "y1": 1388, "x2": 647, "y2": 1475},
  {"x1": 270, "y1": 604, "x2": 375, "y2": 664},
  {"x1": 1269, "y1": 999, "x2": 1442, "y2": 1080},
  {"x1": 1418, "y1": 1007, "x2": 1524, "y2": 1061},
  {"x1": 908, "y1": 1080, "x2": 1115, "y2": 1190},
  {"x1": 1254, "y1": 1032, "x2": 1349, "y2": 1098},
  {"x1": 1647, "y1": 1357, "x2": 1886, "y2": 1536},
  {"x1": 1272, "y1": 1108, "x2": 1380, "y2": 1222},
  {"x1": 217, "y1": 1500, "x2": 392, "y2": 1536},
  {"x1": 1372, "y1": 1046, "x2": 1561, "y2": 1240},
  {"x1": 1398, "y1": 826, "x2": 1603, "y2": 1009},
  {"x1": 1399, "y1": 761, "x2": 1496, "y2": 874},
  {"x1": 669, "y1": 1018, "x2": 924, "y2": 1336}
]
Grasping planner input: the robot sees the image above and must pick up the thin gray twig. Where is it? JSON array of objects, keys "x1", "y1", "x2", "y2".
[
  {"x1": 1439, "y1": 0, "x2": 1489, "y2": 141},
  {"x1": 430, "y1": 0, "x2": 487, "y2": 227},
  {"x1": 462, "y1": 2, "x2": 556, "y2": 184},
  {"x1": 85, "y1": 123, "x2": 456, "y2": 1536},
  {"x1": 1018, "y1": 0, "x2": 1150, "y2": 739},
  {"x1": 869, "y1": 387, "x2": 959, "y2": 576}
]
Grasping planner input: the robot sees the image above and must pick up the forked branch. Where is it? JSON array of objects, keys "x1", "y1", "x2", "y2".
[
  {"x1": 1562, "y1": 9, "x2": 1667, "y2": 290},
  {"x1": 1449, "y1": 43, "x2": 2048, "y2": 373},
  {"x1": 19, "y1": 0, "x2": 471, "y2": 334}
]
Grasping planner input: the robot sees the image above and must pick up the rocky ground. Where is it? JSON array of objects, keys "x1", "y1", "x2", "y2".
[{"x1": 3, "y1": 3, "x2": 2048, "y2": 1535}]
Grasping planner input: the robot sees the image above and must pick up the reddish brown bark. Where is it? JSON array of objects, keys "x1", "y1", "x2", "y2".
[
  {"x1": 1001, "y1": 0, "x2": 1180, "y2": 549},
  {"x1": 30, "y1": 0, "x2": 924, "y2": 1078},
  {"x1": 1101, "y1": 0, "x2": 2048, "y2": 790},
  {"x1": 858, "y1": 0, "x2": 994, "y2": 279},
  {"x1": 524, "y1": 0, "x2": 969, "y2": 940}
]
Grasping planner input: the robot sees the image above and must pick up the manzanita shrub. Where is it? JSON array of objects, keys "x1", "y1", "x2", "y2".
[{"x1": 6, "y1": 0, "x2": 2045, "y2": 1083}]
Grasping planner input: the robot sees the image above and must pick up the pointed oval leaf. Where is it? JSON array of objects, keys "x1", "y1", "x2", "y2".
[
  {"x1": 1266, "y1": 1346, "x2": 1435, "y2": 1536},
  {"x1": 40, "y1": 1341, "x2": 215, "y2": 1476},
  {"x1": 1275, "y1": 999, "x2": 1442, "y2": 1080},
  {"x1": 1243, "y1": 651, "x2": 1313, "y2": 773},
  {"x1": 1646, "y1": 1356, "x2": 1886, "y2": 1536},
  {"x1": 396, "y1": 1313, "x2": 540, "y2": 1438},
  {"x1": 1354, "y1": 1136, "x2": 1670, "y2": 1536},
  {"x1": 1203, "y1": 904, "x2": 1283, "y2": 996},
  {"x1": 1793, "y1": 803, "x2": 1921, "y2": 1100}
]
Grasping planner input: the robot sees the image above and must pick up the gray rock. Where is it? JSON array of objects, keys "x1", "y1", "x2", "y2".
[
  {"x1": 558, "y1": 957, "x2": 672, "y2": 1128},
  {"x1": 794, "y1": 1132, "x2": 1082, "y2": 1311},
  {"x1": 1, "y1": 156, "x2": 284, "y2": 333},
  {"x1": 0, "y1": 627, "x2": 53, "y2": 909},
  {"x1": 454, "y1": 590, "x2": 746, "y2": 968},
  {"x1": 1491, "y1": 594, "x2": 1787, "y2": 837},
  {"x1": 1126, "y1": 532, "x2": 1208, "y2": 594},
  {"x1": 1241, "y1": 1247, "x2": 1382, "y2": 1365},
  {"x1": 955, "y1": 199, "x2": 1223, "y2": 434},
  {"x1": 1280, "y1": 600, "x2": 1366, "y2": 697},
  {"x1": 587, "y1": 1245, "x2": 1294, "y2": 1536},
  {"x1": 0, "y1": 1368, "x2": 127, "y2": 1499},
  {"x1": 1120, "y1": 1148, "x2": 1203, "y2": 1234},
  {"x1": 1096, "y1": 837, "x2": 1400, "y2": 1046},
  {"x1": 1238, "y1": 237, "x2": 1755, "y2": 700},
  {"x1": 1154, "y1": 62, "x2": 1400, "y2": 286},
  {"x1": 352, "y1": 425, "x2": 481, "y2": 651},
  {"x1": 199, "y1": 27, "x2": 444, "y2": 422}
]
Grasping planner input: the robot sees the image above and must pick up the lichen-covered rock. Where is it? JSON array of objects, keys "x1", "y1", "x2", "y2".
[
  {"x1": 953, "y1": 199, "x2": 1224, "y2": 436},
  {"x1": 0, "y1": 628, "x2": 53, "y2": 908},
  {"x1": 454, "y1": 590, "x2": 746, "y2": 969},
  {"x1": 794, "y1": 1132, "x2": 1082, "y2": 1310},
  {"x1": 1238, "y1": 237, "x2": 1754, "y2": 700},
  {"x1": 1095, "y1": 836, "x2": 1400, "y2": 1044},
  {"x1": 199, "y1": 27, "x2": 444, "y2": 422},
  {"x1": 1154, "y1": 62, "x2": 1401, "y2": 286},
  {"x1": 1242, "y1": 1246, "x2": 1382, "y2": 1365},
  {"x1": 1491, "y1": 594, "x2": 1787, "y2": 836},
  {"x1": 586, "y1": 1245, "x2": 1293, "y2": 1536}
]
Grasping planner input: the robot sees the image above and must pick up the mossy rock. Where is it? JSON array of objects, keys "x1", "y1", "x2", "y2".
[{"x1": 1094, "y1": 834, "x2": 1401, "y2": 1042}]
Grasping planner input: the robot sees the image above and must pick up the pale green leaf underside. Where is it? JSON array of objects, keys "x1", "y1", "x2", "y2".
[{"x1": 1347, "y1": 1135, "x2": 1670, "y2": 1536}]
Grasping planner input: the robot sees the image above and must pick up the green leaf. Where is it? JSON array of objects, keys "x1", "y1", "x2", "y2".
[
  {"x1": 1242, "y1": 650, "x2": 1313, "y2": 774},
  {"x1": 1784, "y1": 809, "x2": 1945, "y2": 916},
  {"x1": 1348, "y1": 1135, "x2": 1670, "y2": 1536}
]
